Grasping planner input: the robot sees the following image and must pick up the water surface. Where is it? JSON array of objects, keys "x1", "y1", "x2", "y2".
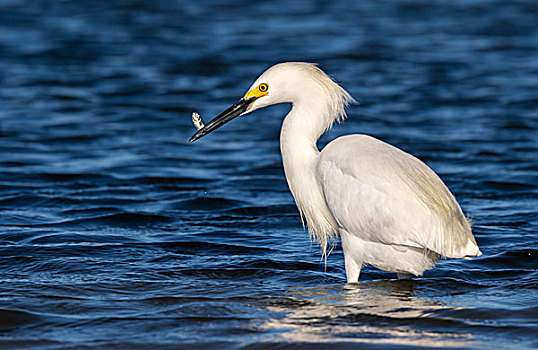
[{"x1": 0, "y1": 1, "x2": 537, "y2": 349}]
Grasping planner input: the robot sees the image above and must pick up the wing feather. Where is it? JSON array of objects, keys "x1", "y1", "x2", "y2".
[{"x1": 317, "y1": 135, "x2": 479, "y2": 258}]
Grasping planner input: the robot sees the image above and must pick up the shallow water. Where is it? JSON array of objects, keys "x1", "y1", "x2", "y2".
[{"x1": 0, "y1": 1, "x2": 537, "y2": 349}]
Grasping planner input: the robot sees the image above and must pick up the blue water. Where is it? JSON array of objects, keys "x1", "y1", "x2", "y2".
[{"x1": 1, "y1": 1, "x2": 537, "y2": 349}]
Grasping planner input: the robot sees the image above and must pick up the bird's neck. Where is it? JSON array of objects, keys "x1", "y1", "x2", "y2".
[
  {"x1": 280, "y1": 104, "x2": 339, "y2": 256},
  {"x1": 280, "y1": 104, "x2": 321, "y2": 163}
]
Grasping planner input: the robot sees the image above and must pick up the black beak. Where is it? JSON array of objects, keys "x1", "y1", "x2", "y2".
[{"x1": 189, "y1": 97, "x2": 256, "y2": 143}]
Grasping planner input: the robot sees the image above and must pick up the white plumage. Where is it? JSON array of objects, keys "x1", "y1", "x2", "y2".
[{"x1": 190, "y1": 62, "x2": 481, "y2": 282}]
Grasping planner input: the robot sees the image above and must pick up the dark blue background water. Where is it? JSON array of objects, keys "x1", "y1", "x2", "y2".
[{"x1": 0, "y1": 1, "x2": 537, "y2": 349}]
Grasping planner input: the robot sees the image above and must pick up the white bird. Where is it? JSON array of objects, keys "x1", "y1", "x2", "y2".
[{"x1": 189, "y1": 62, "x2": 481, "y2": 282}]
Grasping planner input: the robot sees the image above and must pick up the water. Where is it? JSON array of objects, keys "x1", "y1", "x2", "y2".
[{"x1": 0, "y1": 1, "x2": 537, "y2": 349}]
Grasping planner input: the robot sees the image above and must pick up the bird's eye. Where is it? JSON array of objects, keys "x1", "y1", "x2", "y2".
[{"x1": 259, "y1": 83, "x2": 268, "y2": 92}]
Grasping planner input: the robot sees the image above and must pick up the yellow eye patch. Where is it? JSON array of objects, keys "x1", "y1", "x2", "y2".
[{"x1": 244, "y1": 83, "x2": 269, "y2": 100}]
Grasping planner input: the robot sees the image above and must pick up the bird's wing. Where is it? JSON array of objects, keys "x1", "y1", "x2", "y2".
[{"x1": 317, "y1": 135, "x2": 479, "y2": 258}]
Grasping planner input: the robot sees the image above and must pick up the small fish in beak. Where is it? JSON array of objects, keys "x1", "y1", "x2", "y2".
[
  {"x1": 191, "y1": 112, "x2": 205, "y2": 131},
  {"x1": 188, "y1": 97, "x2": 256, "y2": 143},
  {"x1": 188, "y1": 82, "x2": 269, "y2": 143}
]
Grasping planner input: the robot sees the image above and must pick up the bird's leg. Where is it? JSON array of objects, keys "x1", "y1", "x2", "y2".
[
  {"x1": 344, "y1": 253, "x2": 362, "y2": 283},
  {"x1": 397, "y1": 273, "x2": 411, "y2": 280}
]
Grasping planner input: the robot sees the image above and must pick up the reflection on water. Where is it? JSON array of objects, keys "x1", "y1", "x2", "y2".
[{"x1": 263, "y1": 282, "x2": 476, "y2": 347}]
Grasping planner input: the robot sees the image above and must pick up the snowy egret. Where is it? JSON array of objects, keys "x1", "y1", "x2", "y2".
[{"x1": 189, "y1": 62, "x2": 481, "y2": 282}]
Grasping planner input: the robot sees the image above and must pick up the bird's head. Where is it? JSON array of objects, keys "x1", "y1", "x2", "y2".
[{"x1": 189, "y1": 62, "x2": 355, "y2": 142}]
